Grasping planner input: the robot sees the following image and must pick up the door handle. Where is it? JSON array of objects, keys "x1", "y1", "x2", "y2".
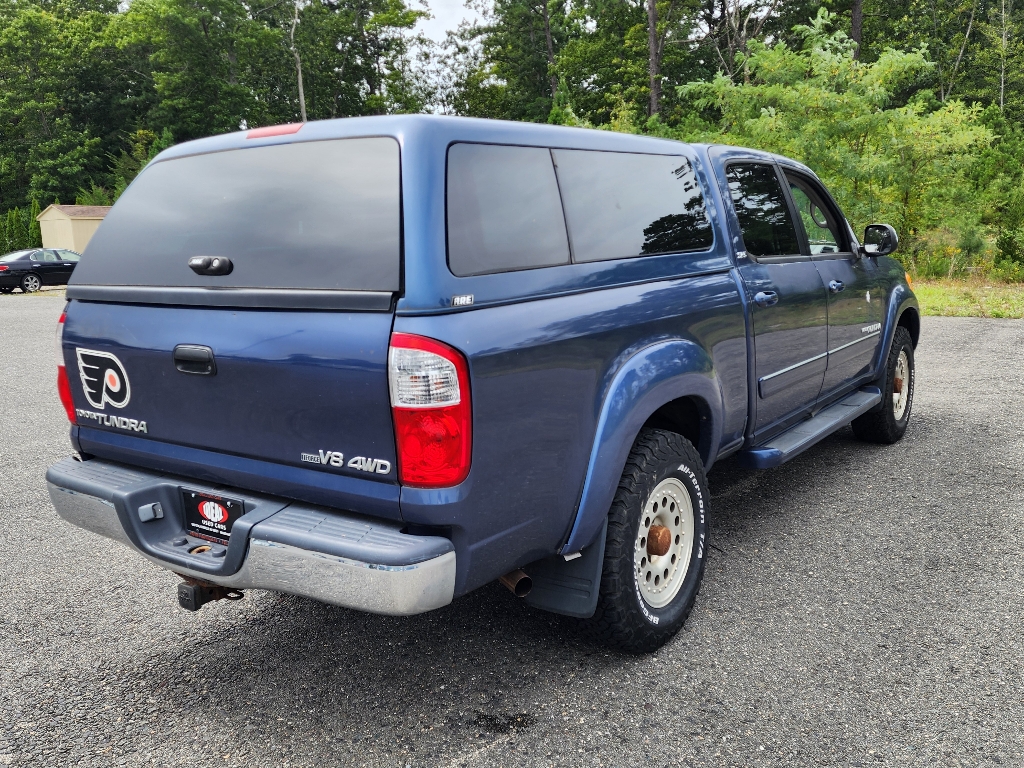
[
  {"x1": 173, "y1": 345, "x2": 217, "y2": 375},
  {"x1": 829, "y1": 280, "x2": 845, "y2": 293},
  {"x1": 753, "y1": 291, "x2": 779, "y2": 307}
]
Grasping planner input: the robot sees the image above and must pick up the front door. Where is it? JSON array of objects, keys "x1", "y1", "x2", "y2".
[
  {"x1": 718, "y1": 159, "x2": 830, "y2": 438},
  {"x1": 781, "y1": 168, "x2": 885, "y2": 399},
  {"x1": 35, "y1": 249, "x2": 64, "y2": 284}
]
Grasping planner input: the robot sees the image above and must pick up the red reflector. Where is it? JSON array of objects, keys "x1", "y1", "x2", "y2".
[
  {"x1": 389, "y1": 333, "x2": 472, "y2": 488},
  {"x1": 57, "y1": 365, "x2": 77, "y2": 424},
  {"x1": 392, "y1": 405, "x2": 471, "y2": 486},
  {"x1": 247, "y1": 123, "x2": 303, "y2": 139}
]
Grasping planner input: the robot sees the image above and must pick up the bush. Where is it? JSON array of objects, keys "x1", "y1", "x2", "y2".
[
  {"x1": 996, "y1": 229, "x2": 1024, "y2": 265},
  {"x1": 990, "y1": 262, "x2": 1024, "y2": 282},
  {"x1": 904, "y1": 227, "x2": 992, "y2": 280}
]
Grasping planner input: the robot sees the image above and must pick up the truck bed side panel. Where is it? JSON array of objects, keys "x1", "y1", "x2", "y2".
[{"x1": 397, "y1": 273, "x2": 746, "y2": 595}]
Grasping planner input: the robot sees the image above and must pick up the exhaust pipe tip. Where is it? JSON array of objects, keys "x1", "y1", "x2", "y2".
[{"x1": 499, "y1": 569, "x2": 532, "y2": 598}]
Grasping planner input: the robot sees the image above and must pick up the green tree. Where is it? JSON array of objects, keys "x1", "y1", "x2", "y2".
[
  {"x1": 673, "y1": 10, "x2": 992, "y2": 265},
  {"x1": 446, "y1": 0, "x2": 570, "y2": 122},
  {"x1": 292, "y1": 0, "x2": 428, "y2": 118},
  {"x1": 0, "y1": 6, "x2": 106, "y2": 206},
  {"x1": 29, "y1": 198, "x2": 41, "y2": 247},
  {"x1": 111, "y1": 0, "x2": 292, "y2": 139}
]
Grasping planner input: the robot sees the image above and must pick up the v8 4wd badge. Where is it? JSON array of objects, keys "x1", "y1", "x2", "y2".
[{"x1": 300, "y1": 450, "x2": 391, "y2": 475}]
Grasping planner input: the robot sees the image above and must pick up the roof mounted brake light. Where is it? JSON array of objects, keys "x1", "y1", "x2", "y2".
[{"x1": 247, "y1": 123, "x2": 303, "y2": 139}]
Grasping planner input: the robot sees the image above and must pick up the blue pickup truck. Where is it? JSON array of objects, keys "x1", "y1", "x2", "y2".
[{"x1": 47, "y1": 115, "x2": 918, "y2": 652}]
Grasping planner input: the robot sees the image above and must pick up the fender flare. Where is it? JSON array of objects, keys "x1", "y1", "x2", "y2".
[
  {"x1": 559, "y1": 339, "x2": 724, "y2": 555},
  {"x1": 874, "y1": 285, "x2": 920, "y2": 375},
  {"x1": 863, "y1": 286, "x2": 919, "y2": 413}
]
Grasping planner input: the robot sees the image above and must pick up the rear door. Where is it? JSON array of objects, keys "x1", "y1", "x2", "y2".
[
  {"x1": 781, "y1": 168, "x2": 885, "y2": 398},
  {"x1": 62, "y1": 136, "x2": 402, "y2": 489},
  {"x1": 56, "y1": 249, "x2": 80, "y2": 283},
  {"x1": 717, "y1": 158, "x2": 830, "y2": 438}
]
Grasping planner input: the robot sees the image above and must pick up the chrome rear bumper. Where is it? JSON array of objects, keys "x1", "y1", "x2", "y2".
[{"x1": 47, "y1": 458, "x2": 456, "y2": 616}]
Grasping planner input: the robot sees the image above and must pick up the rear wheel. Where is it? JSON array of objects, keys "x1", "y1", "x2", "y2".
[
  {"x1": 586, "y1": 429, "x2": 709, "y2": 653},
  {"x1": 20, "y1": 273, "x2": 41, "y2": 293},
  {"x1": 852, "y1": 326, "x2": 915, "y2": 444}
]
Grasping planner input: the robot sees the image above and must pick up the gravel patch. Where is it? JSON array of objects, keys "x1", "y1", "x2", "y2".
[{"x1": 1, "y1": 295, "x2": 1022, "y2": 767}]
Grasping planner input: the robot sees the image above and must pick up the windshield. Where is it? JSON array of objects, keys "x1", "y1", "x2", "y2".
[
  {"x1": 1, "y1": 250, "x2": 33, "y2": 262},
  {"x1": 72, "y1": 137, "x2": 401, "y2": 292}
]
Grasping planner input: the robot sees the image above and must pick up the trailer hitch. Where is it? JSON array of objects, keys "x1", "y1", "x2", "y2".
[{"x1": 176, "y1": 576, "x2": 244, "y2": 611}]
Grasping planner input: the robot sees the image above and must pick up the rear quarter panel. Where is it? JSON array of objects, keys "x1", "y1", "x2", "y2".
[{"x1": 396, "y1": 275, "x2": 747, "y2": 596}]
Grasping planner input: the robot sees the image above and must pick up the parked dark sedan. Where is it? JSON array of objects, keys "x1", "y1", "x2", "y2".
[{"x1": 0, "y1": 248, "x2": 81, "y2": 293}]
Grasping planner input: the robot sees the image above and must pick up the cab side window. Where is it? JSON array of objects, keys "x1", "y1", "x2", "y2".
[
  {"x1": 39, "y1": 250, "x2": 59, "y2": 262},
  {"x1": 785, "y1": 173, "x2": 846, "y2": 255},
  {"x1": 58, "y1": 250, "x2": 81, "y2": 262},
  {"x1": 447, "y1": 143, "x2": 571, "y2": 277},
  {"x1": 725, "y1": 163, "x2": 801, "y2": 258}
]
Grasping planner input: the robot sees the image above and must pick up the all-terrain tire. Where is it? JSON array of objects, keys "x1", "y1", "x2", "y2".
[
  {"x1": 585, "y1": 428, "x2": 709, "y2": 653},
  {"x1": 851, "y1": 326, "x2": 915, "y2": 444}
]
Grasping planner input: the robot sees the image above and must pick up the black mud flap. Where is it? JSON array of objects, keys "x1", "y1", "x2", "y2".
[{"x1": 523, "y1": 518, "x2": 607, "y2": 619}]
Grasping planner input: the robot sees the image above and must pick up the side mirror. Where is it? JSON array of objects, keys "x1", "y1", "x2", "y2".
[{"x1": 861, "y1": 224, "x2": 898, "y2": 256}]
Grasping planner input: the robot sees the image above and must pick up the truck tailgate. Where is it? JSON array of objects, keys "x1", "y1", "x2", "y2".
[{"x1": 63, "y1": 301, "x2": 398, "y2": 491}]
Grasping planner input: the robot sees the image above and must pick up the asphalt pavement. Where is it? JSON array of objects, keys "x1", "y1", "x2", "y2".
[{"x1": 1, "y1": 293, "x2": 1022, "y2": 768}]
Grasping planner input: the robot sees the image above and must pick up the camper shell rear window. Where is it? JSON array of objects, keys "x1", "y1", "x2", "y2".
[{"x1": 72, "y1": 137, "x2": 401, "y2": 293}]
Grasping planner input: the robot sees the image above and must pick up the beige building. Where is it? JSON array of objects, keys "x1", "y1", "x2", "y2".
[{"x1": 36, "y1": 205, "x2": 112, "y2": 252}]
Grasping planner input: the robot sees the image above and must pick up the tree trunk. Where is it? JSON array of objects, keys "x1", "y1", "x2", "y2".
[
  {"x1": 647, "y1": 0, "x2": 660, "y2": 116},
  {"x1": 851, "y1": 0, "x2": 863, "y2": 59},
  {"x1": 541, "y1": 1, "x2": 558, "y2": 99},
  {"x1": 1000, "y1": 0, "x2": 1008, "y2": 112},
  {"x1": 290, "y1": 2, "x2": 308, "y2": 123}
]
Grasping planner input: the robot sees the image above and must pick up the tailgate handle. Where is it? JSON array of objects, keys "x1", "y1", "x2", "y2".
[
  {"x1": 188, "y1": 256, "x2": 233, "y2": 276},
  {"x1": 173, "y1": 345, "x2": 217, "y2": 375}
]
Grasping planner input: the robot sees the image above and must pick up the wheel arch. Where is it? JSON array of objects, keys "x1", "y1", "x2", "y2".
[
  {"x1": 897, "y1": 305, "x2": 920, "y2": 348},
  {"x1": 559, "y1": 339, "x2": 724, "y2": 555},
  {"x1": 875, "y1": 285, "x2": 920, "y2": 373},
  {"x1": 641, "y1": 395, "x2": 713, "y2": 463}
]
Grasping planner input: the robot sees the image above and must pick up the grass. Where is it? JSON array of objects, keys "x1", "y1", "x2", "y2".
[{"x1": 914, "y1": 279, "x2": 1024, "y2": 319}]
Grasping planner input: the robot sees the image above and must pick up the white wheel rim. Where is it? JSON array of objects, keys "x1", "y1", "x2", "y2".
[
  {"x1": 634, "y1": 477, "x2": 694, "y2": 609},
  {"x1": 24, "y1": 275, "x2": 40, "y2": 291},
  {"x1": 893, "y1": 350, "x2": 910, "y2": 420}
]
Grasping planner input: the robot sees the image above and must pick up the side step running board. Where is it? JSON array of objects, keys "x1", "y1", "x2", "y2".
[{"x1": 737, "y1": 387, "x2": 882, "y2": 469}]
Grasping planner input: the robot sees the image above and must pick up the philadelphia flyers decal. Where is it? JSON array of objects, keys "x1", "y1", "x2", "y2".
[{"x1": 76, "y1": 349, "x2": 131, "y2": 410}]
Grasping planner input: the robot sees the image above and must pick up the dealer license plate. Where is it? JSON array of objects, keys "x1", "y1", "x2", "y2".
[{"x1": 181, "y1": 489, "x2": 244, "y2": 545}]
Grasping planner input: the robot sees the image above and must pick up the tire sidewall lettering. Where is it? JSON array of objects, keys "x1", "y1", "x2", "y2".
[{"x1": 630, "y1": 458, "x2": 707, "y2": 626}]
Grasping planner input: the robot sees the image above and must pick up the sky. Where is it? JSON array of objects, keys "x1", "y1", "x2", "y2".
[{"x1": 413, "y1": 0, "x2": 481, "y2": 42}]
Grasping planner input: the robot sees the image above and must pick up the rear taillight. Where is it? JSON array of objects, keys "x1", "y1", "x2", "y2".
[
  {"x1": 388, "y1": 332, "x2": 472, "y2": 487},
  {"x1": 0, "y1": 265, "x2": 8, "y2": 271},
  {"x1": 56, "y1": 310, "x2": 76, "y2": 424}
]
